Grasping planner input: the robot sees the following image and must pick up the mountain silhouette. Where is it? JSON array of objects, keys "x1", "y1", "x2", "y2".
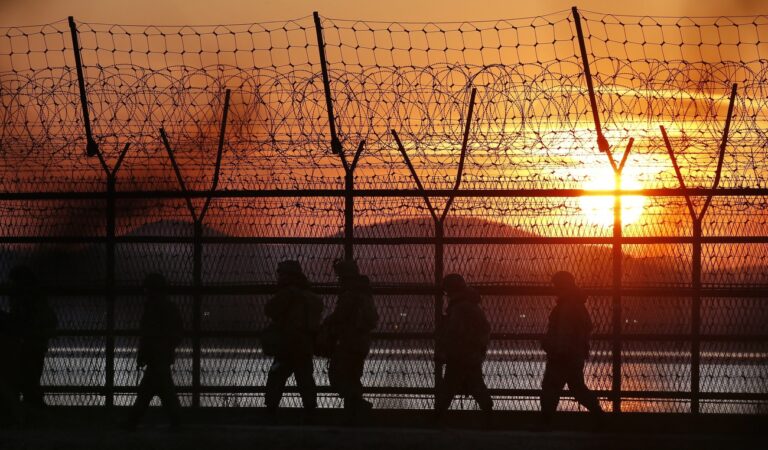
[{"x1": 0, "y1": 216, "x2": 761, "y2": 287}]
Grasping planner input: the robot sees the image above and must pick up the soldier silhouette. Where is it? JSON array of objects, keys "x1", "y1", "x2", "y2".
[
  {"x1": 0, "y1": 308, "x2": 23, "y2": 426},
  {"x1": 540, "y1": 271, "x2": 604, "y2": 429},
  {"x1": 263, "y1": 260, "x2": 323, "y2": 419},
  {"x1": 8, "y1": 265, "x2": 57, "y2": 408},
  {"x1": 326, "y1": 259, "x2": 378, "y2": 416},
  {"x1": 123, "y1": 273, "x2": 183, "y2": 431},
  {"x1": 435, "y1": 273, "x2": 493, "y2": 423}
]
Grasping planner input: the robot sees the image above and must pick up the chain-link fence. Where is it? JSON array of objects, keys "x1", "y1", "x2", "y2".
[{"x1": 0, "y1": 8, "x2": 766, "y2": 414}]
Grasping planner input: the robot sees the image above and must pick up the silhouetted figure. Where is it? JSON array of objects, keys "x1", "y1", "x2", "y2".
[
  {"x1": 264, "y1": 260, "x2": 323, "y2": 417},
  {"x1": 124, "y1": 273, "x2": 183, "y2": 431},
  {"x1": 326, "y1": 259, "x2": 378, "y2": 415},
  {"x1": 435, "y1": 274, "x2": 492, "y2": 420},
  {"x1": 0, "y1": 310, "x2": 23, "y2": 426},
  {"x1": 8, "y1": 265, "x2": 57, "y2": 408},
  {"x1": 540, "y1": 271, "x2": 604, "y2": 428}
]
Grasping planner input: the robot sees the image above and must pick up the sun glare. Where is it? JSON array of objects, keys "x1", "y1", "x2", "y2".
[{"x1": 580, "y1": 169, "x2": 646, "y2": 227}]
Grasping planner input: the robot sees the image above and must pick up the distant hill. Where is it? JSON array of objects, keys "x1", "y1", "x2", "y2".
[{"x1": 0, "y1": 216, "x2": 762, "y2": 287}]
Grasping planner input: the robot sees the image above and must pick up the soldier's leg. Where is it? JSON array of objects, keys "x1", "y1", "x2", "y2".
[
  {"x1": 265, "y1": 357, "x2": 293, "y2": 411},
  {"x1": 436, "y1": 363, "x2": 463, "y2": 413},
  {"x1": 540, "y1": 357, "x2": 567, "y2": 423},
  {"x1": 328, "y1": 351, "x2": 343, "y2": 398},
  {"x1": 343, "y1": 352, "x2": 367, "y2": 409},
  {"x1": 565, "y1": 360, "x2": 603, "y2": 413},
  {"x1": 126, "y1": 366, "x2": 157, "y2": 426},
  {"x1": 20, "y1": 352, "x2": 46, "y2": 407},
  {"x1": 154, "y1": 364, "x2": 182, "y2": 426},
  {"x1": 0, "y1": 377, "x2": 23, "y2": 425},
  {"x1": 293, "y1": 354, "x2": 317, "y2": 411},
  {"x1": 467, "y1": 363, "x2": 493, "y2": 412}
]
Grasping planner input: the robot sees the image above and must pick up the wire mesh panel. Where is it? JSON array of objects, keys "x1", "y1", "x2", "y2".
[{"x1": 1, "y1": 8, "x2": 767, "y2": 414}]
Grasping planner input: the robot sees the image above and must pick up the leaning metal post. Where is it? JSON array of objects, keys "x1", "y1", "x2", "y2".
[
  {"x1": 572, "y1": 7, "x2": 609, "y2": 153},
  {"x1": 67, "y1": 16, "x2": 99, "y2": 157},
  {"x1": 576, "y1": 3, "x2": 629, "y2": 410},
  {"x1": 314, "y1": 11, "x2": 360, "y2": 266},
  {"x1": 313, "y1": 11, "x2": 343, "y2": 156}
]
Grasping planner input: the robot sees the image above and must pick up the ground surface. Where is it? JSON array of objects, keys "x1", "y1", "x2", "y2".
[{"x1": 0, "y1": 408, "x2": 764, "y2": 450}]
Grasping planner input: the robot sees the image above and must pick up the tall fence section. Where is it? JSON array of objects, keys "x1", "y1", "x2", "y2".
[{"x1": 0, "y1": 8, "x2": 767, "y2": 413}]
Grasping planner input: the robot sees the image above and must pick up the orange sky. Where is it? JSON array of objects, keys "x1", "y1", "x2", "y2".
[
  {"x1": 2, "y1": 0, "x2": 767, "y2": 243},
  {"x1": 1, "y1": 0, "x2": 767, "y2": 26}
]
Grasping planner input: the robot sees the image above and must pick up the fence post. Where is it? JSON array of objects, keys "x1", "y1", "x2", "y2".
[
  {"x1": 192, "y1": 219, "x2": 202, "y2": 408},
  {"x1": 67, "y1": 16, "x2": 98, "y2": 157},
  {"x1": 691, "y1": 217, "x2": 702, "y2": 413},
  {"x1": 341, "y1": 141, "x2": 365, "y2": 262},
  {"x1": 598, "y1": 138, "x2": 633, "y2": 413},
  {"x1": 434, "y1": 220, "x2": 444, "y2": 397},
  {"x1": 344, "y1": 167, "x2": 354, "y2": 261},
  {"x1": 161, "y1": 87, "x2": 230, "y2": 409},
  {"x1": 392, "y1": 86, "x2": 474, "y2": 405},
  {"x1": 611, "y1": 171, "x2": 623, "y2": 413},
  {"x1": 661, "y1": 83, "x2": 736, "y2": 414},
  {"x1": 105, "y1": 174, "x2": 116, "y2": 408}
]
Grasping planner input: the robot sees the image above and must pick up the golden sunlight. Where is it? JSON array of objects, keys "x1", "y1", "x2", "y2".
[{"x1": 580, "y1": 168, "x2": 646, "y2": 227}]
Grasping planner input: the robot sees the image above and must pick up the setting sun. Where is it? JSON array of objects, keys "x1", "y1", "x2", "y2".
[{"x1": 580, "y1": 169, "x2": 646, "y2": 227}]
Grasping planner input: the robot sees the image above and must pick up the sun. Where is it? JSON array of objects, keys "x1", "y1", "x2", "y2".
[{"x1": 580, "y1": 169, "x2": 646, "y2": 227}]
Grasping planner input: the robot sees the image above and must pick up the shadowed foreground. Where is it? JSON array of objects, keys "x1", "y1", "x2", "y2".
[{"x1": 0, "y1": 409, "x2": 762, "y2": 450}]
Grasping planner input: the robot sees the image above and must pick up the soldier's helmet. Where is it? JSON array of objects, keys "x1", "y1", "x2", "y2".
[
  {"x1": 551, "y1": 271, "x2": 577, "y2": 290},
  {"x1": 333, "y1": 258, "x2": 359, "y2": 279},
  {"x1": 143, "y1": 272, "x2": 168, "y2": 295},
  {"x1": 442, "y1": 273, "x2": 467, "y2": 294},
  {"x1": 277, "y1": 260, "x2": 304, "y2": 276}
]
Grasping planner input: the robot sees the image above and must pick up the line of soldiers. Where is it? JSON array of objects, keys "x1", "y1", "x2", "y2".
[
  {"x1": 0, "y1": 262, "x2": 604, "y2": 430},
  {"x1": 261, "y1": 259, "x2": 379, "y2": 422},
  {"x1": 250, "y1": 260, "x2": 604, "y2": 429}
]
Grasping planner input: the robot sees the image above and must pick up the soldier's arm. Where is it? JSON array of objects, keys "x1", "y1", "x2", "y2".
[
  {"x1": 264, "y1": 292, "x2": 286, "y2": 320},
  {"x1": 581, "y1": 305, "x2": 594, "y2": 335},
  {"x1": 312, "y1": 294, "x2": 325, "y2": 328},
  {"x1": 443, "y1": 306, "x2": 465, "y2": 338},
  {"x1": 328, "y1": 293, "x2": 353, "y2": 328},
  {"x1": 550, "y1": 306, "x2": 576, "y2": 355}
]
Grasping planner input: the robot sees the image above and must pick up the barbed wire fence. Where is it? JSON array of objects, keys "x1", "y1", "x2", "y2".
[{"x1": 0, "y1": 8, "x2": 766, "y2": 413}]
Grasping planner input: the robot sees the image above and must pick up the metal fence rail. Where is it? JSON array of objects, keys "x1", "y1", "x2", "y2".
[{"x1": 0, "y1": 189, "x2": 767, "y2": 414}]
